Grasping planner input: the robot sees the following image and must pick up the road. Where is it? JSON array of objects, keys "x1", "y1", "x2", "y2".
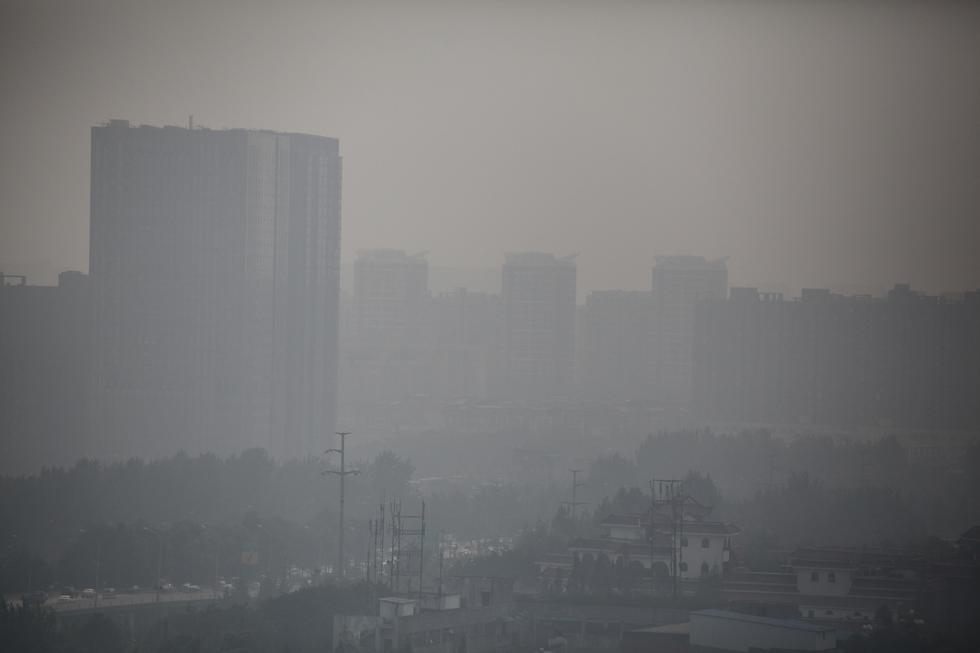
[{"x1": 6, "y1": 589, "x2": 221, "y2": 612}]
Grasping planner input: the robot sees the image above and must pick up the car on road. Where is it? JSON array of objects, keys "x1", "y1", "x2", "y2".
[
  {"x1": 81, "y1": 588, "x2": 96, "y2": 599},
  {"x1": 57, "y1": 595, "x2": 74, "y2": 604}
]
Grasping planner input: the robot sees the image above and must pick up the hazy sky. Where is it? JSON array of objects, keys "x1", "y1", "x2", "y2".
[{"x1": 1, "y1": 0, "x2": 978, "y2": 295}]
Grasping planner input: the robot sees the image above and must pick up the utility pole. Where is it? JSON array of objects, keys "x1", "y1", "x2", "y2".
[
  {"x1": 94, "y1": 538, "x2": 101, "y2": 608},
  {"x1": 324, "y1": 431, "x2": 359, "y2": 579},
  {"x1": 561, "y1": 469, "x2": 587, "y2": 524},
  {"x1": 437, "y1": 531, "x2": 444, "y2": 603},
  {"x1": 214, "y1": 529, "x2": 220, "y2": 593},
  {"x1": 366, "y1": 519, "x2": 374, "y2": 583},
  {"x1": 417, "y1": 501, "x2": 426, "y2": 604},
  {"x1": 378, "y1": 502, "x2": 385, "y2": 587}
]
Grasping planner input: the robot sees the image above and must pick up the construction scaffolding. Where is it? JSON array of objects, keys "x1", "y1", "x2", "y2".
[
  {"x1": 385, "y1": 499, "x2": 427, "y2": 598},
  {"x1": 649, "y1": 478, "x2": 685, "y2": 600}
]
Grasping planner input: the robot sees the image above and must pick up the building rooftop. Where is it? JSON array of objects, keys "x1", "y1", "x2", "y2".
[
  {"x1": 653, "y1": 255, "x2": 728, "y2": 271},
  {"x1": 789, "y1": 546, "x2": 922, "y2": 570},
  {"x1": 98, "y1": 119, "x2": 338, "y2": 145},
  {"x1": 356, "y1": 249, "x2": 428, "y2": 263},
  {"x1": 597, "y1": 510, "x2": 738, "y2": 536},
  {"x1": 379, "y1": 597, "x2": 418, "y2": 604},
  {"x1": 958, "y1": 525, "x2": 980, "y2": 544},
  {"x1": 569, "y1": 537, "x2": 674, "y2": 556},
  {"x1": 692, "y1": 609, "x2": 835, "y2": 634},
  {"x1": 630, "y1": 621, "x2": 691, "y2": 635},
  {"x1": 600, "y1": 514, "x2": 642, "y2": 526},
  {"x1": 673, "y1": 521, "x2": 741, "y2": 536},
  {"x1": 504, "y1": 252, "x2": 576, "y2": 267}
]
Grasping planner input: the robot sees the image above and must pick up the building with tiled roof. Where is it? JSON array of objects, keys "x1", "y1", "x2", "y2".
[{"x1": 540, "y1": 505, "x2": 741, "y2": 585}]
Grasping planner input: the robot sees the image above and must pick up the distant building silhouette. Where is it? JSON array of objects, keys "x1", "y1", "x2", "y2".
[
  {"x1": 580, "y1": 290, "x2": 655, "y2": 402},
  {"x1": 353, "y1": 249, "x2": 429, "y2": 349},
  {"x1": 501, "y1": 252, "x2": 576, "y2": 400},
  {"x1": 0, "y1": 272, "x2": 90, "y2": 473},
  {"x1": 343, "y1": 249, "x2": 430, "y2": 409},
  {"x1": 652, "y1": 256, "x2": 728, "y2": 408},
  {"x1": 339, "y1": 254, "x2": 507, "y2": 433},
  {"x1": 427, "y1": 288, "x2": 503, "y2": 400},
  {"x1": 89, "y1": 120, "x2": 341, "y2": 461},
  {"x1": 693, "y1": 284, "x2": 980, "y2": 429}
]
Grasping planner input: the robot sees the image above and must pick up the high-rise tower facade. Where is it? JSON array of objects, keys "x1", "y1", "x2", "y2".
[
  {"x1": 651, "y1": 255, "x2": 728, "y2": 407},
  {"x1": 90, "y1": 120, "x2": 341, "y2": 461},
  {"x1": 353, "y1": 249, "x2": 429, "y2": 349},
  {"x1": 501, "y1": 252, "x2": 576, "y2": 400}
]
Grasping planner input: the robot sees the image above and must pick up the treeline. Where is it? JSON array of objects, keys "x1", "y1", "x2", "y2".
[
  {"x1": 585, "y1": 470, "x2": 974, "y2": 572},
  {"x1": 0, "y1": 582, "x2": 376, "y2": 653},
  {"x1": 583, "y1": 430, "x2": 980, "y2": 545},
  {"x1": 0, "y1": 449, "x2": 416, "y2": 594},
  {"x1": 0, "y1": 448, "x2": 414, "y2": 554},
  {"x1": 3, "y1": 430, "x2": 979, "y2": 594},
  {"x1": 0, "y1": 447, "x2": 560, "y2": 594}
]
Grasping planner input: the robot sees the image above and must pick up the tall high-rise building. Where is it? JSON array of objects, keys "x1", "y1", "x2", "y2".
[
  {"x1": 428, "y1": 288, "x2": 503, "y2": 400},
  {"x1": 580, "y1": 290, "x2": 655, "y2": 402},
  {"x1": 342, "y1": 249, "x2": 430, "y2": 409},
  {"x1": 501, "y1": 252, "x2": 576, "y2": 400},
  {"x1": 0, "y1": 272, "x2": 91, "y2": 474},
  {"x1": 651, "y1": 255, "x2": 728, "y2": 407},
  {"x1": 353, "y1": 249, "x2": 429, "y2": 349},
  {"x1": 89, "y1": 120, "x2": 341, "y2": 461},
  {"x1": 693, "y1": 284, "x2": 980, "y2": 429}
]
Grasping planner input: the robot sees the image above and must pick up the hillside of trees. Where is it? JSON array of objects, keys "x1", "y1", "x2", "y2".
[{"x1": 2, "y1": 430, "x2": 979, "y2": 595}]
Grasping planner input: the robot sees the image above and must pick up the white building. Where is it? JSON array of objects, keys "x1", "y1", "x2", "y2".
[
  {"x1": 721, "y1": 546, "x2": 922, "y2": 625},
  {"x1": 558, "y1": 499, "x2": 740, "y2": 583}
]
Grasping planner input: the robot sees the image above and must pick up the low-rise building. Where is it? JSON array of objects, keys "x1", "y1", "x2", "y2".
[
  {"x1": 721, "y1": 546, "x2": 922, "y2": 626},
  {"x1": 539, "y1": 499, "x2": 740, "y2": 592},
  {"x1": 689, "y1": 609, "x2": 836, "y2": 652}
]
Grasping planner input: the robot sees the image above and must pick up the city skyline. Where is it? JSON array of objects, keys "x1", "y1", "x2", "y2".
[
  {"x1": 88, "y1": 120, "x2": 341, "y2": 462},
  {"x1": 1, "y1": 4, "x2": 979, "y2": 649},
  {"x1": 2, "y1": 2, "x2": 980, "y2": 297}
]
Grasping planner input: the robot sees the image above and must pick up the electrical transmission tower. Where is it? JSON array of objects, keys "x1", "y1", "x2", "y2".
[
  {"x1": 323, "y1": 431, "x2": 359, "y2": 579},
  {"x1": 561, "y1": 469, "x2": 587, "y2": 523},
  {"x1": 387, "y1": 500, "x2": 426, "y2": 598}
]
